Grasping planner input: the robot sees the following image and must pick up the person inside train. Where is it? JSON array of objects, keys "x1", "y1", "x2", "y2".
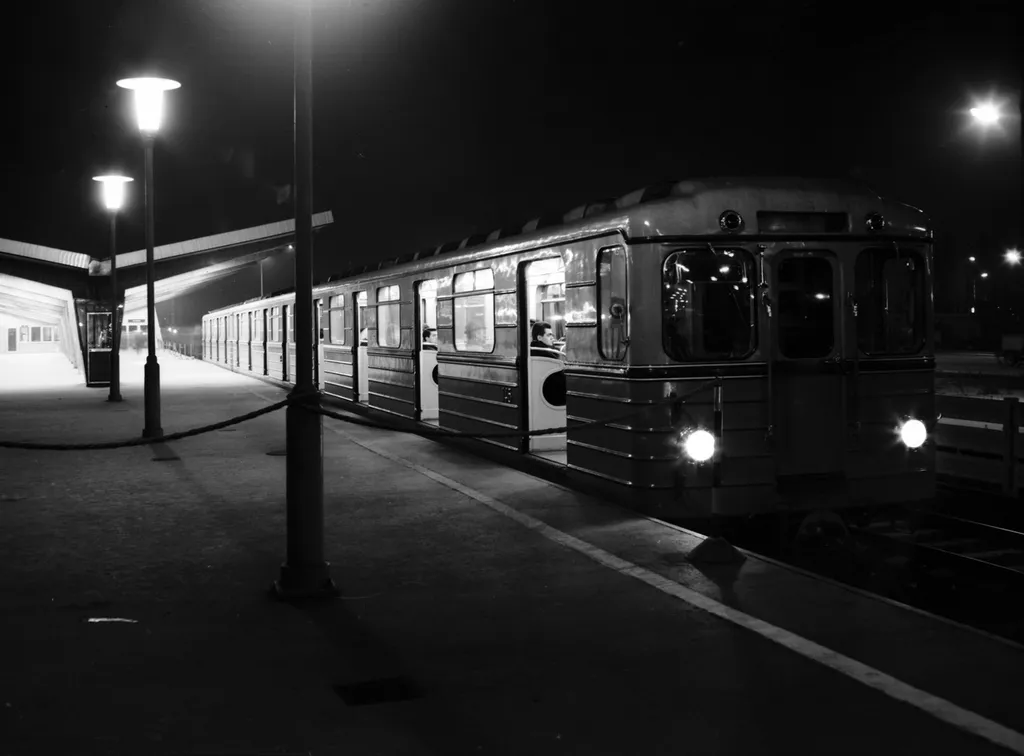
[
  {"x1": 359, "y1": 327, "x2": 368, "y2": 347},
  {"x1": 464, "y1": 320, "x2": 486, "y2": 349},
  {"x1": 422, "y1": 326, "x2": 438, "y2": 350},
  {"x1": 530, "y1": 321, "x2": 563, "y2": 359}
]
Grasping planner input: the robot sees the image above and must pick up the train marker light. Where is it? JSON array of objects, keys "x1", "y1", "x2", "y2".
[
  {"x1": 898, "y1": 419, "x2": 927, "y2": 449},
  {"x1": 682, "y1": 429, "x2": 716, "y2": 462}
]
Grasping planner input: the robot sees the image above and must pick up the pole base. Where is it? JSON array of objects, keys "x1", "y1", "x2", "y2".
[
  {"x1": 273, "y1": 562, "x2": 339, "y2": 601},
  {"x1": 107, "y1": 393, "x2": 123, "y2": 403},
  {"x1": 142, "y1": 356, "x2": 162, "y2": 438}
]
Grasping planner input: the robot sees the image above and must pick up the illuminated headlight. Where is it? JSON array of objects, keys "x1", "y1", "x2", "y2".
[
  {"x1": 682, "y1": 429, "x2": 716, "y2": 462},
  {"x1": 899, "y1": 419, "x2": 927, "y2": 449}
]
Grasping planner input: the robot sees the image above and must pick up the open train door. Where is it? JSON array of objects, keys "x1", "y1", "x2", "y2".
[
  {"x1": 417, "y1": 279, "x2": 439, "y2": 422},
  {"x1": 355, "y1": 290, "x2": 368, "y2": 402},
  {"x1": 522, "y1": 257, "x2": 567, "y2": 458},
  {"x1": 771, "y1": 250, "x2": 846, "y2": 486}
]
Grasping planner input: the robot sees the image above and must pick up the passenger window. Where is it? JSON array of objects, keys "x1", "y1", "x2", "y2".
[
  {"x1": 328, "y1": 294, "x2": 346, "y2": 345},
  {"x1": 377, "y1": 285, "x2": 401, "y2": 347},
  {"x1": 598, "y1": 246, "x2": 628, "y2": 360},
  {"x1": 856, "y1": 248, "x2": 925, "y2": 355},
  {"x1": 454, "y1": 269, "x2": 495, "y2": 352},
  {"x1": 662, "y1": 247, "x2": 756, "y2": 361},
  {"x1": 777, "y1": 256, "x2": 834, "y2": 358}
]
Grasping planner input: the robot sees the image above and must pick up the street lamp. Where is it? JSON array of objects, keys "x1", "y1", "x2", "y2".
[
  {"x1": 970, "y1": 102, "x2": 1002, "y2": 126},
  {"x1": 92, "y1": 175, "x2": 133, "y2": 402},
  {"x1": 116, "y1": 76, "x2": 180, "y2": 439},
  {"x1": 1006, "y1": 248, "x2": 1021, "y2": 265},
  {"x1": 274, "y1": 0, "x2": 336, "y2": 600}
]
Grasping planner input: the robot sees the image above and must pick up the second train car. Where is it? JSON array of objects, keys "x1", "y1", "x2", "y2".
[{"x1": 203, "y1": 176, "x2": 936, "y2": 521}]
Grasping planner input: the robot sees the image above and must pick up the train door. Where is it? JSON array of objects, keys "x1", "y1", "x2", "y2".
[
  {"x1": 281, "y1": 305, "x2": 290, "y2": 381},
  {"x1": 314, "y1": 298, "x2": 323, "y2": 386},
  {"x1": 260, "y1": 309, "x2": 268, "y2": 375},
  {"x1": 235, "y1": 313, "x2": 242, "y2": 367},
  {"x1": 417, "y1": 279, "x2": 439, "y2": 422},
  {"x1": 772, "y1": 251, "x2": 845, "y2": 478},
  {"x1": 247, "y1": 311, "x2": 253, "y2": 371},
  {"x1": 355, "y1": 291, "x2": 368, "y2": 401},
  {"x1": 522, "y1": 257, "x2": 567, "y2": 457}
]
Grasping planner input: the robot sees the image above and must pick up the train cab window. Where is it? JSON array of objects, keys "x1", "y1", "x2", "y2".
[
  {"x1": 777, "y1": 256, "x2": 834, "y2": 358},
  {"x1": 662, "y1": 248, "x2": 755, "y2": 361},
  {"x1": 19, "y1": 325, "x2": 28, "y2": 342},
  {"x1": 454, "y1": 269, "x2": 495, "y2": 352},
  {"x1": 328, "y1": 295, "x2": 346, "y2": 344},
  {"x1": 856, "y1": 248, "x2": 926, "y2": 355},
  {"x1": 598, "y1": 246, "x2": 628, "y2": 360},
  {"x1": 377, "y1": 285, "x2": 401, "y2": 347}
]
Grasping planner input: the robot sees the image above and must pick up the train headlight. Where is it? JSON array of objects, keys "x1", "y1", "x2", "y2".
[
  {"x1": 682, "y1": 429, "x2": 716, "y2": 462},
  {"x1": 899, "y1": 418, "x2": 927, "y2": 449}
]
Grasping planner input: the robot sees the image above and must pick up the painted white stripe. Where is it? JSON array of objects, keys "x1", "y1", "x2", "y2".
[{"x1": 326, "y1": 423, "x2": 1024, "y2": 755}]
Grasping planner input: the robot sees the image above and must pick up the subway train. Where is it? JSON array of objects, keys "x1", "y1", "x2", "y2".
[{"x1": 203, "y1": 177, "x2": 936, "y2": 522}]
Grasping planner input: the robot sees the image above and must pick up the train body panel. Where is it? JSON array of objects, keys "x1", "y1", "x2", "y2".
[{"x1": 202, "y1": 177, "x2": 936, "y2": 519}]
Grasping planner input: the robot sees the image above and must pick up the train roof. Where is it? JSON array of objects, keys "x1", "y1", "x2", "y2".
[{"x1": 204, "y1": 176, "x2": 932, "y2": 317}]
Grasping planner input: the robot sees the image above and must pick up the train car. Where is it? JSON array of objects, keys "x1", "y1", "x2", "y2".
[{"x1": 203, "y1": 177, "x2": 936, "y2": 523}]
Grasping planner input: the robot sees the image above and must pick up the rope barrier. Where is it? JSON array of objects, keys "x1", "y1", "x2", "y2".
[{"x1": 0, "y1": 378, "x2": 716, "y2": 451}]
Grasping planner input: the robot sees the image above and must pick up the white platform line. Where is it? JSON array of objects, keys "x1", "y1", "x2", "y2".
[{"x1": 326, "y1": 423, "x2": 1024, "y2": 755}]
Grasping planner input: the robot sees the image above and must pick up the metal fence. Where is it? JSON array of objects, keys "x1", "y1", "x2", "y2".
[{"x1": 935, "y1": 395, "x2": 1021, "y2": 496}]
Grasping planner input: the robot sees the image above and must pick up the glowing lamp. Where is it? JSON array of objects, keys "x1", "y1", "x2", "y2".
[
  {"x1": 682, "y1": 429, "x2": 716, "y2": 463},
  {"x1": 1006, "y1": 249, "x2": 1021, "y2": 265},
  {"x1": 116, "y1": 77, "x2": 181, "y2": 133},
  {"x1": 899, "y1": 419, "x2": 927, "y2": 449},
  {"x1": 92, "y1": 175, "x2": 133, "y2": 211},
  {"x1": 970, "y1": 103, "x2": 1001, "y2": 126}
]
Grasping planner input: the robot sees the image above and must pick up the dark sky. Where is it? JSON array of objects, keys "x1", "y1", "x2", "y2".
[{"x1": 1, "y1": 0, "x2": 1020, "y2": 321}]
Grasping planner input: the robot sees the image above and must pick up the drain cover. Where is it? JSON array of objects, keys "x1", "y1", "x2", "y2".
[{"x1": 334, "y1": 676, "x2": 422, "y2": 706}]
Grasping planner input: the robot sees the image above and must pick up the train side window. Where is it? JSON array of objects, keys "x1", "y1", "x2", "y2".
[
  {"x1": 287, "y1": 305, "x2": 294, "y2": 344},
  {"x1": 662, "y1": 247, "x2": 756, "y2": 361},
  {"x1": 777, "y1": 256, "x2": 833, "y2": 358},
  {"x1": 454, "y1": 269, "x2": 495, "y2": 352},
  {"x1": 598, "y1": 246, "x2": 628, "y2": 360},
  {"x1": 328, "y1": 294, "x2": 346, "y2": 344},
  {"x1": 377, "y1": 285, "x2": 401, "y2": 347},
  {"x1": 856, "y1": 248, "x2": 925, "y2": 355}
]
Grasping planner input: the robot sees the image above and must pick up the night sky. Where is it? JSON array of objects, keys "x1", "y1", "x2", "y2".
[{"x1": 1, "y1": 0, "x2": 1019, "y2": 323}]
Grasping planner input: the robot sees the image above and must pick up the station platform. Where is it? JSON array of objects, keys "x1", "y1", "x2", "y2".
[{"x1": 2, "y1": 352, "x2": 1024, "y2": 755}]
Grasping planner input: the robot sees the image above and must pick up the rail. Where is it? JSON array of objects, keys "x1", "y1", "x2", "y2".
[{"x1": 935, "y1": 395, "x2": 1022, "y2": 497}]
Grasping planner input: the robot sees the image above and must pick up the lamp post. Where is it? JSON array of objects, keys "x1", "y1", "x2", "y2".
[
  {"x1": 92, "y1": 175, "x2": 133, "y2": 402},
  {"x1": 116, "y1": 76, "x2": 180, "y2": 439},
  {"x1": 274, "y1": 0, "x2": 336, "y2": 600}
]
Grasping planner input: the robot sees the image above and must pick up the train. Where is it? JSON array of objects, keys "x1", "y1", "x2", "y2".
[{"x1": 202, "y1": 177, "x2": 936, "y2": 525}]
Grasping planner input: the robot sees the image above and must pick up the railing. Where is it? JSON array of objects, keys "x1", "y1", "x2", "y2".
[
  {"x1": 163, "y1": 342, "x2": 201, "y2": 360},
  {"x1": 935, "y1": 395, "x2": 1021, "y2": 497}
]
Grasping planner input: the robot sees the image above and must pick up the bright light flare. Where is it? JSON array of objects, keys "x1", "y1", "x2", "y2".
[
  {"x1": 980, "y1": 272, "x2": 989, "y2": 278},
  {"x1": 970, "y1": 103, "x2": 1002, "y2": 126},
  {"x1": 1006, "y1": 248, "x2": 1021, "y2": 265},
  {"x1": 116, "y1": 77, "x2": 181, "y2": 133},
  {"x1": 92, "y1": 175, "x2": 133, "y2": 211},
  {"x1": 899, "y1": 419, "x2": 927, "y2": 449},
  {"x1": 682, "y1": 429, "x2": 716, "y2": 462}
]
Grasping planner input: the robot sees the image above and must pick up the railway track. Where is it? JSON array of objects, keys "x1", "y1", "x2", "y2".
[{"x1": 852, "y1": 511, "x2": 1024, "y2": 584}]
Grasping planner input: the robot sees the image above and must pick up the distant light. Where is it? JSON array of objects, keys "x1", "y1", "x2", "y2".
[
  {"x1": 971, "y1": 307, "x2": 976, "y2": 314},
  {"x1": 116, "y1": 77, "x2": 181, "y2": 133},
  {"x1": 287, "y1": 244, "x2": 294, "y2": 251},
  {"x1": 970, "y1": 103, "x2": 1001, "y2": 126},
  {"x1": 719, "y1": 265, "x2": 730, "y2": 274},
  {"x1": 814, "y1": 293, "x2": 829, "y2": 300},
  {"x1": 709, "y1": 276, "x2": 718, "y2": 282},
  {"x1": 980, "y1": 272, "x2": 989, "y2": 278},
  {"x1": 92, "y1": 175, "x2": 133, "y2": 211},
  {"x1": 968, "y1": 256, "x2": 976, "y2": 262},
  {"x1": 1006, "y1": 249, "x2": 1021, "y2": 265}
]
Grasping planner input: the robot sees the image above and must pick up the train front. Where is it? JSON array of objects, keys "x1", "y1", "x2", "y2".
[{"x1": 631, "y1": 179, "x2": 935, "y2": 519}]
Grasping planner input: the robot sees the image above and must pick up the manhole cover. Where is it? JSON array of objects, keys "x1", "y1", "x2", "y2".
[{"x1": 334, "y1": 676, "x2": 422, "y2": 706}]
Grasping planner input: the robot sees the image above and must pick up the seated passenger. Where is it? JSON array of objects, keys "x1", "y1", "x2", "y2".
[
  {"x1": 530, "y1": 321, "x2": 563, "y2": 359},
  {"x1": 422, "y1": 326, "x2": 438, "y2": 350}
]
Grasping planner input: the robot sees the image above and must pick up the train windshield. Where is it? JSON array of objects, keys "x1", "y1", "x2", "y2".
[
  {"x1": 855, "y1": 247, "x2": 926, "y2": 355},
  {"x1": 662, "y1": 247, "x2": 756, "y2": 361}
]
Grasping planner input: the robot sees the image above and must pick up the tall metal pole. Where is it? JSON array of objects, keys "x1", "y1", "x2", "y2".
[
  {"x1": 108, "y1": 212, "x2": 122, "y2": 402},
  {"x1": 142, "y1": 135, "x2": 163, "y2": 438},
  {"x1": 275, "y1": 0, "x2": 336, "y2": 599}
]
